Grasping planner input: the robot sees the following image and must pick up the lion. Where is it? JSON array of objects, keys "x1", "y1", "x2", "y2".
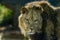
[
  {"x1": 18, "y1": 1, "x2": 60, "y2": 40},
  {"x1": 18, "y1": 2, "x2": 43, "y2": 40}
]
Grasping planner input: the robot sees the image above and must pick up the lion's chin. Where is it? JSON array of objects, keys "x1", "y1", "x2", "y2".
[
  {"x1": 27, "y1": 31, "x2": 35, "y2": 35},
  {"x1": 28, "y1": 32, "x2": 35, "y2": 35}
]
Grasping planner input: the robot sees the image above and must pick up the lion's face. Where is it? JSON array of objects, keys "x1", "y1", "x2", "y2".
[{"x1": 20, "y1": 6, "x2": 43, "y2": 34}]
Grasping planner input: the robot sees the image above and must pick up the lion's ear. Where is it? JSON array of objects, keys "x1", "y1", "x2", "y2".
[
  {"x1": 21, "y1": 7, "x2": 28, "y2": 14},
  {"x1": 33, "y1": 6, "x2": 41, "y2": 10},
  {"x1": 33, "y1": 6, "x2": 43, "y2": 13}
]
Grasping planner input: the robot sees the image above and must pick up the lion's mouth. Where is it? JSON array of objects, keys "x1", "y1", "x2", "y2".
[{"x1": 27, "y1": 30, "x2": 35, "y2": 35}]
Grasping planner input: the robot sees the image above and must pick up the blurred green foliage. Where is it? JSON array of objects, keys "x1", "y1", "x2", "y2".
[{"x1": 0, "y1": 4, "x2": 12, "y2": 25}]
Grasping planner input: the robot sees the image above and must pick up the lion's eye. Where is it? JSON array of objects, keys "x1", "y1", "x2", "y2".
[
  {"x1": 34, "y1": 20, "x2": 38, "y2": 23},
  {"x1": 26, "y1": 19, "x2": 29, "y2": 21},
  {"x1": 25, "y1": 18, "x2": 29, "y2": 22}
]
